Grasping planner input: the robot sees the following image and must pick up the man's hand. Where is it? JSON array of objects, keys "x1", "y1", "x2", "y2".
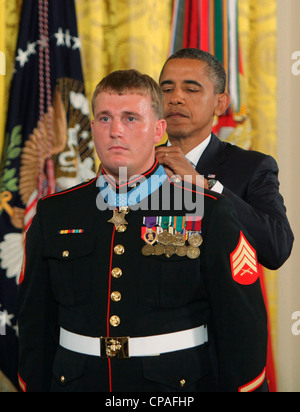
[{"x1": 155, "y1": 146, "x2": 209, "y2": 189}]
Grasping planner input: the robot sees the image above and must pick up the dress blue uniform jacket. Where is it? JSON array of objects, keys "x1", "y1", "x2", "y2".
[
  {"x1": 18, "y1": 161, "x2": 268, "y2": 392},
  {"x1": 194, "y1": 133, "x2": 294, "y2": 270}
]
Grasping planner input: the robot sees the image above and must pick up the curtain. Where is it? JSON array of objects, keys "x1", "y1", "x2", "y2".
[
  {"x1": 239, "y1": 0, "x2": 278, "y2": 371},
  {"x1": 0, "y1": 2, "x2": 5, "y2": 153},
  {"x1": 75, "y1": 0, "x2": 173, "y2": 169},
  {"x1": 75, "y1": 0, "x2": 173, "y2": 114},
  {"x1": 0, "y1": 0, "x2": 278, "y2": 388},
  {"x1": 239, "y1": 0, "x2": 277, "y2": 157}
]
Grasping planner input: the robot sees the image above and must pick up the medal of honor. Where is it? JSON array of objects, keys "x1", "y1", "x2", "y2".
[
  {"x1": 119, "y1": 206, "x2": 130, "y2": 215},
  {"x1": 108, "y1": 209, "x2": 128, "y2": 229}
]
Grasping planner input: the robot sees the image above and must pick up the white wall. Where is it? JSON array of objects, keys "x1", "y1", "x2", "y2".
[{"x1": 277, "y1": 0, "x2": 300, "y2": 393}]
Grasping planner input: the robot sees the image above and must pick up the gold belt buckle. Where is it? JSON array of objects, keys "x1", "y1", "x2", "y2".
[{"x1": 100, "y1": 337, "x2": 129, "y2": 359}]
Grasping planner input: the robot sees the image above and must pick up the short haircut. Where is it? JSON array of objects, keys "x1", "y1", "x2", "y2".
[
  {"x1": 92, "y1": 69, "x2": 164, "y2": 119},
  {"x1": 160, "y1": 48, "x2": 226, "y2": 94}
]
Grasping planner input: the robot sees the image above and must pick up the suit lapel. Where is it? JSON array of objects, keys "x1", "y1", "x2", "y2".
[
  {"x1": 195, "y1": 134, "x2": 227, "y2": 179},
  {"x1": 159, "y1": 134, "x2": 229, "y2": 180}
]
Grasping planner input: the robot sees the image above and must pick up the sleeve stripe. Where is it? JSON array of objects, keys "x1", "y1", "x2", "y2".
[
  {"x1": 18, "y1": 373, "x2": 27, "y2": 392},
  {"x1": 238, "y1": 368, "x2": 266, "y2": 392}
]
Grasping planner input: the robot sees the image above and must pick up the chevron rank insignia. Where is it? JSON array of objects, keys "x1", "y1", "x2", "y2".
[{"x1": 230, "y1": 232, "x2": 259, "y2": 285}]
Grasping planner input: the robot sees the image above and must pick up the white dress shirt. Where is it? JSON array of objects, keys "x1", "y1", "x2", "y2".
[{"x1": 167, "y1": 135, "x2": 224, "y2": 194}]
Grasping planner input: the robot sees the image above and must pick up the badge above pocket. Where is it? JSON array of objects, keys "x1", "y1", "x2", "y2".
[{"x1": 43, "y1": 231, "x2": 93, "y2": 260}]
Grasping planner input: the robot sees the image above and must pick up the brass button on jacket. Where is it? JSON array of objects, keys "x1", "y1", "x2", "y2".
[
  {"x1": 116, "y1": 225, "x2": 127, "y2": 233},
  {"x1": 110, "y1": 315, "x2": 121, "y2": 327},
  {"x1": 114, "y1": 245, "x2": 125, "y2": 255},
  {"x1": 111, "y1": 291, "x2": 122, "y2": 302},
  {"x1": 111, "y1": 267, "x2": 123, "y2": 278}
]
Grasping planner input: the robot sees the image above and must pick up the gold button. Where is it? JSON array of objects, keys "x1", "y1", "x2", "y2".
[
  {"x1": 112, "y1": 267, "x2": 123, "y2": 278},
  {"x1": 62, "y1": 250, "x2": 69, "y2": 258},
  {"x1": 60, "y1": 376, "x2": 66, "y2": 384},
  {"x1": 114, "y1": 245, "x2": 125, "y2": 255},
  {"x1": 110, "y1": 315, "x2": 121, "y2": 327},
  {"x1": 116, "y1": 225, "x2": 127, "y2": 233},
  {"x1": 180, "y1": 379, "x2": 186, "y2": 387},
  {"x1": 111, "y1": 291, "x2": 122, "y2": 302}
]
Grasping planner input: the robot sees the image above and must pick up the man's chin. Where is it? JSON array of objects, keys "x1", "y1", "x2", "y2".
[
  {"x1": 106, "y1": 154, "x2": 130, "y2": 168},
  {"x1": 166, "y1": 126, "x2": 189, "y2": 139},
  {"x1": 167, "y1": 132, "x2": 189, "y2": 140},
  {"x1": 101, "y1": 159, "x2": 131, "y2": 180}
]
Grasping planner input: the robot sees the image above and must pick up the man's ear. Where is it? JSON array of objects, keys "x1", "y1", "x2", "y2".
[
  {"x1": 214, "y1": 93, "x2": 231, "y2": 117},
  {"x1": 154, "y1": 119, "x2": 167, "y2": 144}
]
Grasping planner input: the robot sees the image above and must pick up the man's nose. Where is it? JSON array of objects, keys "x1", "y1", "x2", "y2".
[
  {"x1": 110, "y1": 119, "x2": 124, "y2": 138},
  {"x1": 168, "y1": 88, "x2": 185, "y2": 105}
]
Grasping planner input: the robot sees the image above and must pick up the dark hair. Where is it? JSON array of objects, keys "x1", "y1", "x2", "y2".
[
  {"x1": 160, "y1": 48, "x2": 226, "y2": 94},
  {"x1": 92, "y1": 69, "x2": 164, "y2": 119}
]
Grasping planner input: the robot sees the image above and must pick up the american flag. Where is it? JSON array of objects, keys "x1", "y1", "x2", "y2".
[{"x1": 0, "y1": 0, "x2": 95, "y2": 388}]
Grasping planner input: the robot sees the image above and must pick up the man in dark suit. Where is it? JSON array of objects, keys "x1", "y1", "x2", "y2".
[
  {"x1": 156, "y1": 48, "x2": 294, "y2": 270},
  {"x1": 18, "y1": 69, "x2": 268, "y2": 392}
]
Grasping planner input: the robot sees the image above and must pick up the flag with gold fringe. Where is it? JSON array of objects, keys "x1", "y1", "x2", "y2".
[
  {"x1": 0, "y1": 0, "x2": 95, "y2": 388},
  {"x1": 168, "y1": 0, "x2": 277, "y2": 392}
]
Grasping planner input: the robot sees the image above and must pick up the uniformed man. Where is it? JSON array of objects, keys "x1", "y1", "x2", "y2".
[{"x1": 18, "y1": 69, "x2": 268, "y2": 392}]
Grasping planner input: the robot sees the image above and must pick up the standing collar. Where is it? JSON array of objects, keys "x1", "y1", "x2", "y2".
[
  {"x1": 101, "y1": 159, "x2": 161, "y2": 190},
  {"x1": 98, "y1": 159, "x2": 168, "y2": 208}
]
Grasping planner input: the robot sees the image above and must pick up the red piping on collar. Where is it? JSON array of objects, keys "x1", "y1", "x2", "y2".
[
  {"x1": 170, "y1": 180, "x2": 218, "y2": 200},
  {"x1": 101, "y1": 159, "x2": 159, "y2": 189}
]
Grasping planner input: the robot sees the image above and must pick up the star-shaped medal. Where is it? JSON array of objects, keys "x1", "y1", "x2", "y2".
[{"x1": 108, "y1": 210, "x2": 128, "y2": 229}]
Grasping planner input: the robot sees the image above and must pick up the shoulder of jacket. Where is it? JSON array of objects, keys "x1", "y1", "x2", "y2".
[
  {"x1": 224, "y1": 141, "x2": 272, "y2": 161},
  {"x1": 40, "y1": 177, "x2": 97, "y2": 202}
]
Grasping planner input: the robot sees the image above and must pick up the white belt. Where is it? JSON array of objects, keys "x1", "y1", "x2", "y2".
[{"x1": 59, "y1": 325, "x2": 208, "y2": 359}]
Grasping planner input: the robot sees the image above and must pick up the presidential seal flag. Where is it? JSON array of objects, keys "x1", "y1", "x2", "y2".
[{"x1": 0, "y1": 0, "x2": 95, "y2": 388}]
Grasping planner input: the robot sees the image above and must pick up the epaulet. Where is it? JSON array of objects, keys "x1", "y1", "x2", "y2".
[{"x1": 41, "y1": 177, "x2": 98, "y2": 201}]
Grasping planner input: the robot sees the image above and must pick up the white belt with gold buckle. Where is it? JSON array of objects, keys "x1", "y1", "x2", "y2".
[{"x1": 59, "y1": 325, "x2": 208, "y2": 359}]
